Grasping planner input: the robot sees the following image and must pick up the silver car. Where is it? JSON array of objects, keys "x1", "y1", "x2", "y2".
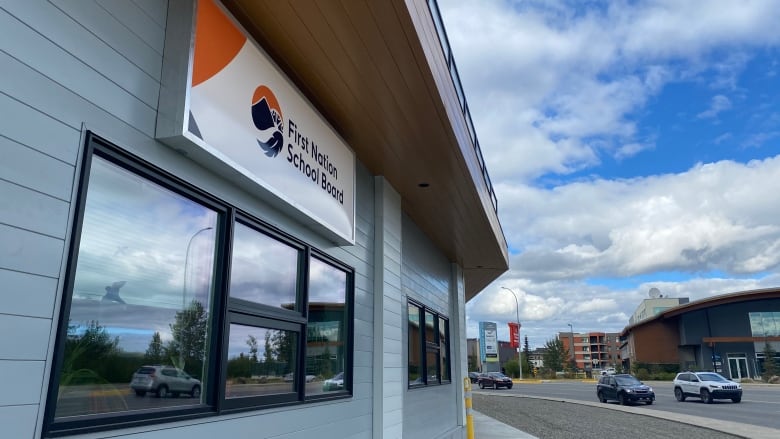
[{"x1": 130, "y1": 365, "x2": 201, "y2": 398}]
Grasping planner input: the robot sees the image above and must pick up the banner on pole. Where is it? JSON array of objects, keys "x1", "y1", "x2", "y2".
[{"x1": 508, "y1": 322, "x2": 520, "y2": 348}]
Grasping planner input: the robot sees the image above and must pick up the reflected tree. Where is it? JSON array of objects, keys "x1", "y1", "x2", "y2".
[
  {"x1": 166, "y1": 300, "x2": 208, "y2": 378},
  {"x1": 144, "y1": 331, "x2": 165, "y2": 364},
  {"x1": 60, "y1": 320, "x2": 121, "y2": 387},
  {"x1": 247, "y1": 334, "x2": 259, "y2": 362},
  {"x1": 263, "y1": 331, "x2": 275, "y2": 363}
]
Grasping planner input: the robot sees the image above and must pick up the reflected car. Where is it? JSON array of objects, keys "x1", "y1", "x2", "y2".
[
  {"x1": 477, "y1": 372, "x2": 513, "y2": 389},
  {"x1": 596, "y1": 374, "x2": 654, "y2": 405},
  {"x1": 284, "y1": 373, "x2": 316, "y2": 383},
  {"x1": 468, "y1": 371, "x2": 480, "y2": 383},
  {"x1": 130, "y1": 365, "x2": 201, "y2": 398},
  {"x1": 322, "y1": 372, "x2": 344, "y2": 391}
]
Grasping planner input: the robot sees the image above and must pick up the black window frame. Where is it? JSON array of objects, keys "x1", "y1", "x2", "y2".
[
  {"x1": 43, "y1": 132, "x2": 355, "y2": 437},
  {"x1": 407, "y1": 299, "x2": 451, "y2": 388}
]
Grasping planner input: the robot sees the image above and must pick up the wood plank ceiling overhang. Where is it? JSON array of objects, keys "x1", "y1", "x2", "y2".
[{"x1": 221, "y1": 0, "x2": 508, "y2": 300}]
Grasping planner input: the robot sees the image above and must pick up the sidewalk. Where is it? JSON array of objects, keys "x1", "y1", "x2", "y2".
[{"x1": 472, "y1": 410, "x2": 538, "y2": 439}]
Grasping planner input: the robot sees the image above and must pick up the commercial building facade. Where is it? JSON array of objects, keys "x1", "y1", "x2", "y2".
[
  {"x1": 620, "y1": 288, "x2": 780, "y2": 379},
  {"x1": 0, "y1": 1, "x2": 508, "y2": 438}
]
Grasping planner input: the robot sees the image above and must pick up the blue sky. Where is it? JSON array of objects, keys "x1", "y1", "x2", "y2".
[{"x1": 439, "y1": 0, "x2": 780, "y2": 348}]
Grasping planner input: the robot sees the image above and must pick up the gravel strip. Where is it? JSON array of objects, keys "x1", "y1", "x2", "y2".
[{"x1": 473, "y1": 393, "x2": 743, "y2": 439}]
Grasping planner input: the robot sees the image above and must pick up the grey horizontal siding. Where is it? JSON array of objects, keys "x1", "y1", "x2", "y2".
[
  {"x1": 0, "y1": 224, "x2": 64, "y2": 278},
  {"x1": 0, "y1": 405, "x2": 38, "y2": 438},
  {"x1": 51, "y1": 0, "x2": 164, "y2": 79},
  {"x1": 0, "y1": 269, "x2": 57, "y2": 319},
  {"x1": 0, "y1": 314, "x2": 51, "y2": 360},
  {"x1": 132, "y1": 0, "x2": 168, "y2": 28},
  {"x1": 97, "y1": 0, "x2": 165, "y2": 54},
  {"x1": 0, "y1": 179, "x2": 70, "y2": 239},
  {"x1": 0, "y1": 4, "x2": 159, "y2": 125},
  {"x1": 401, "y1": 213, "x2": 458, "y2": 438},
  {"x1": 0, "y1": 136, "x2": 75, "y2": 202},
  {"x1": 0, "y1": 90, "x2": 81, "y2": 164},
  {"x1": 0, "y1": 360, "x2": 45, "y2": 406}
]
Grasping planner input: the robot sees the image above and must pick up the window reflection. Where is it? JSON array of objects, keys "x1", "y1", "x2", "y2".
[
  {"x1": 425, "y1": 312, "x2": 436, "y2": 343},
  {"x1": 225, "y1": 324, "x2": 297, "y2": 398},
  {"x1": 439, "y1": 317, "x2": 450, "y2": 382},
  {"x1": 55, "y1": 156, "x2": 218, "y2": 419},
  {"x1": 306, "y1": 257, "x2": 348, "y2": 395},
  {"x1": 230, "y1": 222, "x2": 299, "y2": 310},
  {"x1": 408, "y1": 304, "x2": 422, "y2": 385}
]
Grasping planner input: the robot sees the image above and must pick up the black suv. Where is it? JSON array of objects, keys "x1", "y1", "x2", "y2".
[
  {"x1": 477, "y1": 372, "x2": 513, "y2": 389},
  {"x1": 597, "y1": 374, "x2": 655, "y2": 405}
]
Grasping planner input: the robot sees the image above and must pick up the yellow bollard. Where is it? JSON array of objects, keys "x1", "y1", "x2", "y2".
[{"x1": 464, "y1": 377, "x2": 474, "y2": 439}]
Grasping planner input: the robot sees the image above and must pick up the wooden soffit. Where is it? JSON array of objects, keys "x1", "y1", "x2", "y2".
[{"x1": 221, "y1": 0, "x2": 508, "y2": 299}]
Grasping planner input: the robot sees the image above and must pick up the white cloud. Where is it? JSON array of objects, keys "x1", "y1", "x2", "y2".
[
  {"x1": 438, "y1": 1, "x2": 780, "y2": 348},
  {"x1": 697, "y1": 95, "x2": 732, "y2": 119}
]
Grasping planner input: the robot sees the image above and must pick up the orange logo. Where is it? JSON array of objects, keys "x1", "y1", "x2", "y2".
[{"x1": 251, "y1": 85, "x2": 284, "y2": 157}]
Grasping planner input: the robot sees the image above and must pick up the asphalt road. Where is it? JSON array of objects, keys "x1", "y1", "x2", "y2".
[{"x1": 473, "y1": 380, "x2": 780, "y2": 439}]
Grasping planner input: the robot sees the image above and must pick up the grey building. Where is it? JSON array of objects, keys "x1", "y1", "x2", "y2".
[{"x1": 0, "y1": 1, "x2": 508, "y2": 438}]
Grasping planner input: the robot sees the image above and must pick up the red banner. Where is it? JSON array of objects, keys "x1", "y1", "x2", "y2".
[{"x1": 508, "y1": 322, "x2": 520, "y2": 348}]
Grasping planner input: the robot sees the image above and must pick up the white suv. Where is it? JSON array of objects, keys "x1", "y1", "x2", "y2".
[
  {"x1": 673, "y1": 371, "x2": 742, "y2": 403},
  {"x1": 130, "y1": 365, "x2": 201, "y2": 398}
]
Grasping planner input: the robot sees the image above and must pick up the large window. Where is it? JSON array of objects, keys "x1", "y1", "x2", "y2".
[
  {"x1": 407, "y1": 300, "x2": 450, "y2": 387},
  {"x1": 749, "y1": 312, "x2": 780, "y2": 337},
  {"x1": 45, "y1": 134, "x2": 353, "y2": 436}
]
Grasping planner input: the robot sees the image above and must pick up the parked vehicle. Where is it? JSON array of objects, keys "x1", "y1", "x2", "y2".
[
  {"x1": 130, "y1": 365, "x2": 201, "y2": 398},
  {"x1": 596, "y1": 373, "x2": 654, "y2": 405},
  {"x1": 600, "y1": 367, "x2": 616, "y2": 376},
  {"x1": 477, "y1": 372, "x2": 513, "y2": 389},
  {"x1": 322, "y1": 372, "x2": 344, "y2": 391},
  {"x1": 673, "y1": 371, "x2": 742, "y2": 403},
  {"x1": 468, "y1": 371, "x2": 480, "y2": 383}
]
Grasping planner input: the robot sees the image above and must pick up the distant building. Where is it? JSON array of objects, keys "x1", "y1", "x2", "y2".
[
  {"x1": 629, "y1": 288, "x2": 689, "y2": 325},
  {"x1": 529, "y1": 348, "x2": 547, "y2": 368},
  {"x1": 620, "y1": 287, "x2": 780, "y2": 379},
  {"x1": 559, "y1": 331, "x2": 621, "y2": 371}
]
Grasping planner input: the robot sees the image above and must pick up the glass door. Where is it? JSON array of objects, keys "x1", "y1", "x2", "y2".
[{"x1": 727, "y1": 355, "x2": 749, "y2": 380}]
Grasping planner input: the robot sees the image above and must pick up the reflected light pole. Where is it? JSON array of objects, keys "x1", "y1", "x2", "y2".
[
  {"x1": 183, "y1": 226, "x2": 213, "y2": 310},
  {"x1": 501, "y1": 287, "x2": 522, "y2": 380}
]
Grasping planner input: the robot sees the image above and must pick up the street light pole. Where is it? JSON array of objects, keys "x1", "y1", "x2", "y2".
[
  {"x1": 567, "y1": 323, "x2": 575, "y2": 369},
  {"x1": 183, "y1": 226, "x2": 214, "y2": 310},
  {"x1": 501, "y1": 287, "x2": 522, "y2": 380}
]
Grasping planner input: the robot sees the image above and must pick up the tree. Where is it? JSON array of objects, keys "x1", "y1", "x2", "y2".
[
  {"x1": 523, "y1": 336, "x2": 533, "y2": 376},
  {"x1": 542, "y1": 337, "x2": 568, "y2": 373},
  {"x1": 144, "y1": 331, "x2": 165, "y2": 364},
  {"x1": 504, "y1": 359, "x2": 519, "y2": 378},
  {"x1": 166, "y1": 300, "x2": 208, "y2": 378},
  {"x1": 762, "y1": 342, "x2": 777, "y2": 382}
]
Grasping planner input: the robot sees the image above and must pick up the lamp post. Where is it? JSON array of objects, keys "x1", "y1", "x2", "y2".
[
  {"x1": 183, "y1": 226, "x2": 214, "y2": 310},
  {"x1": 567, "y1": 323, "x2": 575, "y2": 369},
  {"x1": 501, "y1": 287, "x2": 522, "y2": 380}
]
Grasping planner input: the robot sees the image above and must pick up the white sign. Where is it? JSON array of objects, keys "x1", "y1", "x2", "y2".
[{"x1": 157, "y1": 0, "x2": 355, "y2": 244}]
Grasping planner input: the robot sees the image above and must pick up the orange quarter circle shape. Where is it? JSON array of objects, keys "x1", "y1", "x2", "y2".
[{"x1": 192, "y1": 0, "x2": 247, "y2": 87}]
